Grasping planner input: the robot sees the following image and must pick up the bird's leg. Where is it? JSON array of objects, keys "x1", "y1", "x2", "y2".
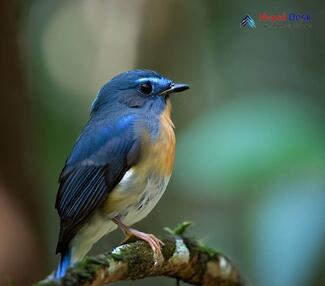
[{"x1": 112, "y1": 217, "x2": 164, "y2": 258}]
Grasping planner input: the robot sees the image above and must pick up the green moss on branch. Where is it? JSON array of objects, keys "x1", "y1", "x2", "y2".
[{"x1": 35, "y1": 224, "x2": 246, "y2": 286}]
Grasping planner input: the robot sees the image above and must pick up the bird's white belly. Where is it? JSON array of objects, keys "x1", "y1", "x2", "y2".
[
  {"x1": 70, "y1": 169, "x2": 170, "y2": 262},
  {"x1": 114, "y1": 169, "x2": 171, "y2": 226}
]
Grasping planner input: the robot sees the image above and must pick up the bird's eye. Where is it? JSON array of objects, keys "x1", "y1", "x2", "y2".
[{"x1": 139, "y1": 82, "x2": 152, "y2": 95}]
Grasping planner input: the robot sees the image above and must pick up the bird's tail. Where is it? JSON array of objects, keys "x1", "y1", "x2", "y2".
[{"x1": 55, "y1": 249, "x2": 71, "y2": 279}]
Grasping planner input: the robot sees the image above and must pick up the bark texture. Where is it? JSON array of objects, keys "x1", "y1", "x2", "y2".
[{"x1": 35, "y1": 223, "x2": 246, "y2": 286}]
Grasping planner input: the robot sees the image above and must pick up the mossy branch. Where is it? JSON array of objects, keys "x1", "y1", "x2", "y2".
[{"x1": 35, "y1": 223, "x2": 246, "y2": 286}]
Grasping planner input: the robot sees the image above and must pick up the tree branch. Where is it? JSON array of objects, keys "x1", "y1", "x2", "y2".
[{"x1": 35, "y1": 223, "x2": 246, "y2": 286}]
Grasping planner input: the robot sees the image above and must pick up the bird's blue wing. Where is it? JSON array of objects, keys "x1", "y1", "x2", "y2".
[{"x1": 55, "y1": 115, "x2": 140, "y2": 253}]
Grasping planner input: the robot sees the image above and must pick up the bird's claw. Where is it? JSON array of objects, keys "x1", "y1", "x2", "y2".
[{"x1": 113, "y1": 218, "x2": 164, "y2": 263}]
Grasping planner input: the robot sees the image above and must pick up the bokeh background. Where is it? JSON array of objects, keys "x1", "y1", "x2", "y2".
[{"x1": 1, "y1": 0, "x2": 324, "y2": 285}]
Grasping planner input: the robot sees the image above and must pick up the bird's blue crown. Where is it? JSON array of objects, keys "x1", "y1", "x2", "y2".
[{"x1": 91, "y1": 69, "x2": 173, "y2": 114}]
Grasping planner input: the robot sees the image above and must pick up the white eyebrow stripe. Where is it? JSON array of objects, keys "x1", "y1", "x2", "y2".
[{"x1": 136, "y1": 77, "x2": 166, "y2": 84}]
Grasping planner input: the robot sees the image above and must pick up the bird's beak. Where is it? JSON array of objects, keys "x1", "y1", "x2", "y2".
[{"x1": 160, "y1": 83, "x2": 190, "y2": 96}]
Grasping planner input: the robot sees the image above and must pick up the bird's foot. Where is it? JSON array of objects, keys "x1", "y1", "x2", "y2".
[
  {"x1": 125, "y1": 228, "x2": 164, "y2": 257},
  {"x1": 112, "y1": 218, "x2": 164, "y2": 262}
]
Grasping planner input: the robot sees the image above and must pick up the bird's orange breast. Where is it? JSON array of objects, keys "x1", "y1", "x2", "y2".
[
  {"x1": 102, "y1": 100, "x2": 176, "y2": 215},
  {"x1": 142, "y1": 99, "x2": 176, "y2": 177}
]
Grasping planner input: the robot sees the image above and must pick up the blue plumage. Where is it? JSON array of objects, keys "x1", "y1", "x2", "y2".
[
  {"x1": 54, "y1": 69, "x2": 189, "y2": 278},
  {"x1": 56, "y1": 115, "x2": 139, "y2": 254},
  {"x1": 55, "y1": 249, "x2": 71, "y2": 279},
  {"x1": 66, "y1": 114, "x2": 136, "y2": 166}
]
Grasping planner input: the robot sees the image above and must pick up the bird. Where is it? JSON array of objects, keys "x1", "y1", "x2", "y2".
[{"x1": 54, "y1": 69, "x2": 189, "y2": 278}]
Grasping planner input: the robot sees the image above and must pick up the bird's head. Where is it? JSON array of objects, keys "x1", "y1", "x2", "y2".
[{"x1": 91, "y1": 69, "x2": 189, "y2": 115}]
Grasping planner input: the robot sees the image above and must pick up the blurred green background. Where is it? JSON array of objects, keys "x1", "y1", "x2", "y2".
[{"x1": 1, "y1": 0, "x2": 324, "y2": 285}]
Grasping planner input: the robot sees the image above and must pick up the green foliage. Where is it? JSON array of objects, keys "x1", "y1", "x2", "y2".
[
  {"x1": 175, "y1": 93, "x2": 325, "y2": 195},
  {"x1": 164, "y1": 221, "x2": 193, "y2": 236}
]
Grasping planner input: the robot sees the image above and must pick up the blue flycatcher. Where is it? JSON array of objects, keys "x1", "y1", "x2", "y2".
[{"x1": 55, "y1": 69, "x2": 189, "y2": 278}]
